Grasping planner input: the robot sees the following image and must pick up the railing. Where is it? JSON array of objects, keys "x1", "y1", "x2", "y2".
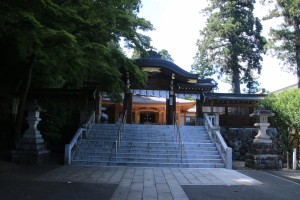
[
  {"x1": 115, "y1": 110, "x2": 127, "y2": 160},
  {"x1": 204, "y1": 113, "x2": 232, "y2": 169},
  {"x1": 174, "y1": 113, "x2": 184, "y2": 163},
  {"x1": 83, "y1": 111, "x2": 96, "y2": 138},
  {"x1": 64, "y1": 111, "x2": 95, "y2": 165}
]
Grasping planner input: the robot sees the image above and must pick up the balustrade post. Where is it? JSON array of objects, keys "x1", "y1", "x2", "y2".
[
  {"x1": 215, "y1": 113, "x2": 219, "y2": 127},
  {"x1": 64, "y1": 144, "x2": 71, "y2": 165},
  {"x1": 226, "y1": 147, "x2": 232, "y2": 169},
  {"x1": 181, "y1": 141, "x2": 183, "y2": 163},
  {"x1": 115, "y1": 140, "x2": 118, "y2": 161}
]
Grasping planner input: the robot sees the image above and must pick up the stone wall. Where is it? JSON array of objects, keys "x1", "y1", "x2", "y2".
[{"x1": 220, "y1": 128, "x2": 279, "y2": 160}]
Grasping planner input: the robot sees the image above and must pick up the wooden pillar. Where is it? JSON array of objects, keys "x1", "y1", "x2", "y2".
[
  {"x1": 166, "y1": 93, "x2": 176, "y2": 125},
  {"x1": 166, "y1": 98, "x2": 170, "y2": 125},
  {"x1": 158, "y1": 111, "x2": 163, "y2": 124},
  {"x1": 162, "y1": 110, "x2": 166, "y2": 125},
  {"x1": 176, "y1": 108, "x2": 181, "y2": 126},
  {"x1": 196, "y1": 98, "x2": 203, "y2": 126},
  {"x1": 225, "y1": 106, "x2": 228, "y2": 127},
  {"x1": 95, "y1": 92, "x2": 102, "y2": 123},
  {"x1": 135, "y1": 110, "x2": 140, "y2": 124},
  {"x1": 166, "y1": 73, "x2": 176, "y2": 125},
  {"x1": 124, "y1": 93, "x2": 133, "y2": 124}
]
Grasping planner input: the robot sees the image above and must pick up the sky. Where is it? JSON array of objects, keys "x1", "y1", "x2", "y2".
[{"x1": 137, "y1": 0, "x2": 297, "y2": 92}]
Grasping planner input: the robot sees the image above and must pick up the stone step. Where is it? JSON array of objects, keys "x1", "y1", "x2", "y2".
[
  {"x1": 89, "y1": 132, "x2": 178, "y2": 137},
  {"x1": 71, "y1": 124, "x2": 225, "y2": 168},
  {"x1": 75, "y1": 156, "x2": 223, "y2": 164},
  {"x1": 71, "y1": 160, "x2": 225, "y2": 168},
  {"x1": 79, "y1": 145, "x2": 217, "y2": 152},
  {"x1": 82, "y1": 141, "x2": 215, "y2": 146},
  {"x1": 74, "y1": 152, "x2": 221, "y2": 159},
  {"x1": 75, "y1": 149, "x2": 220, "y2": 155}
]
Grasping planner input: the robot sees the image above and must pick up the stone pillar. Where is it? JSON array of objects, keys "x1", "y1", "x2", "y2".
[
  {"x1": 245, "y1": 105, "x2": 281, "y2": 169},
  {"x1": 12, "y1": 101, "x2": 49, "y2": 164}
]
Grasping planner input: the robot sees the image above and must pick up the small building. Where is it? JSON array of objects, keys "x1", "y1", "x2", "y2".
[{"x1": 201, "y1": 93, "x2": 266, "y2": 127}]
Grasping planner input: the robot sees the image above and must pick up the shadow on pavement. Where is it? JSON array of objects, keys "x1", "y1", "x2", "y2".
[{"x1": 0, "y1": 180, "x2": 117, "y2": 200}]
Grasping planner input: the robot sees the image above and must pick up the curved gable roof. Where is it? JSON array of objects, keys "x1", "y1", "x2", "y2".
[
  {"x1": 134, "y1": 51, "x2": 198, "y2": 82},
  {"x1": 134, "y1": 51, "x2": 216, "y2": 92}
]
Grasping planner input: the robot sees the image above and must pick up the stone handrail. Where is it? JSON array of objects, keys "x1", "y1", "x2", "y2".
[
  {"x1": 174, "y1": 113, "x2": 184, "y2": 163},
  {"x1": 204, "y1": 113, "x2": 232, "y2": 169},
  {"x1": 115, "y1": 110, "x2": 127, "y2": 159},
  {"x1": 64, "y1": 111, "x2": 95, "y2": 165},
  {"x1": 83, "y1": 111, "x2": 96, "y2": 138}
]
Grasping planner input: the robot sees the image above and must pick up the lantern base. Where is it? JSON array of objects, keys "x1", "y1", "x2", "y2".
[
  {"x1": 253, "y1": 138, "x2": 272, "y2": 144},
  {"x1": 245, "y1": 143, "x2": 282, "y2": 170},
  {"x1": 11, "y1": 137, "x2": 49, "y2": 164}
]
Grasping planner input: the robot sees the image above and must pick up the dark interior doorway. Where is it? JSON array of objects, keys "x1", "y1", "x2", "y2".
[{"x1": 140, "y1": 112, "x2": 156, "y2": 124}]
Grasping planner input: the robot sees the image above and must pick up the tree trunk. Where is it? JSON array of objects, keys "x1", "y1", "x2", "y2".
[
  {"x1": 294, "y1": 18, "x2": 300, "y2": 88},
  {"x1": 297, "y1": 71, "x2": 300, "y2": 89},
  {"x1": 232, "y1": 65, "x2": 241, "y2": 94},
  {"x1": 14, "y1": 53, "x2": 36, "y2": 142}
]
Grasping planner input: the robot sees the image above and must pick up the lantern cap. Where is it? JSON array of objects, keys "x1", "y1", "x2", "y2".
[
  {"x1": 26, "y1": 100, "x2": 46, "y2": 112},
  {"x1": 250, "y1": 105, "x2": 274, "y2": 117}
]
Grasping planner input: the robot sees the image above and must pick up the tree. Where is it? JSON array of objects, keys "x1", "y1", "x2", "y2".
[
  {"x1": 191, "y1": 50, "x2": 215, "y2": 79},
  {"x1": 262, "y1": 0, "x2": 300, "y2": 88},
  {"x1": 242, "y1": 72, "x2": 261, "y2": 94},
  {"x1": 0, "y1": 0, "x2": 153, "y2": 141},
  {"x1": 262, "y1": 89, "x2": 300, "y2": 162},
  {"x1": 158, "y1": 49, "x2": 174, "y2": 61},
  {"x1": 193, "y1": 0, "x2": 266, "y2": 93}
]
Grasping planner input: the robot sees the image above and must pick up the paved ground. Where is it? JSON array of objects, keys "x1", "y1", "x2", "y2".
[
  {"x1": 1, "y1": 160, "x2": 300, "y2": 200},
  {"x1": 182, "y1": 170, "x2": 300, "y2": 200}
]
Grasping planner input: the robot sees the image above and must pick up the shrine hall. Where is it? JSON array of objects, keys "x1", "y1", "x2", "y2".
[
  {"x1": 99, "y1": 50, "x2": 265, "y2": 127},
  {"x1": 28, "y1": 50, "x2": 265, "y2": 128}
]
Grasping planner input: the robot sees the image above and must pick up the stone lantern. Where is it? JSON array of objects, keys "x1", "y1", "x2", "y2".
[
  {"x1": 250, "y1": 105, "x2": 275, "y2": 144},
  {"x1": 23, "y1": 100, "x2": 46, "y2": 139},
  {"x1": 12, "y1": 100, "x2": 49, "y2": 164},
  {"x1": 245, "y1": 105, "x2": 281, "y2": 169}
]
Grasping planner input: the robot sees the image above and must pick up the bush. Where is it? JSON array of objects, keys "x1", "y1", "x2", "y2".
[
  {"x1": 262, "y1": 89, "x2": 300, "y2": 161},
  {"x1": 38, "y1": 101, "x2": 69, "y2": 153}
]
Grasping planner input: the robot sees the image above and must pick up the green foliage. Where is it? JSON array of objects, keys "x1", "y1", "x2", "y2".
[
  {"x1": 0, "y1": 90, "x2": 15, "y2": 151},
  {"x1": 191, "y1": 51, "x2": 215, "y2": 79},
  {"x1": 38, "y1": 101, "x2": 69, "y2": 152},
  {"x1": 158, "y1": 49, "x2": 174, "y2": 62},
  {"x1": 0, "y1": 0, "x2": 153, "y2": 93},
  {"x1": 262, "y1": 0, "x2": 300, "y2": 88},
  {"x1": 193, "y1": 0, "x2": 266, "y2": 93},
  {"x1": 262, "y1": 89, "x2": 300, "y2": 153},
  {"x1": 242, "y1": 72, "x2": 261, "y2": 94},
  {"x1": 0, "y1": 0, "x2": 153, "y2": 141}
]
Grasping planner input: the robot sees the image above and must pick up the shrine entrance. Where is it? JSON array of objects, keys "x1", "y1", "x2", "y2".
[
  {"x1": 100, "y1": 50, "x2": 216, "y2": 125},
  {"x1": 140, "y1": 112, "x2": 156, "y2": 124}
]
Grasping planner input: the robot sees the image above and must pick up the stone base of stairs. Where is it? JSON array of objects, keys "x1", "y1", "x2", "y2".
[{"x1": 71, "y1": 124, "x2": 225, "y2": 168}]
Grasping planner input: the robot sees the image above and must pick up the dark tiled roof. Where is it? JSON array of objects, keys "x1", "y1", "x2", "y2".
[
  {"x1": 204, "y1": 93, "x2": 266, "y2": 103},
  {"x1": 134, "y1": 51, "x2": 216, "y2": 92}
]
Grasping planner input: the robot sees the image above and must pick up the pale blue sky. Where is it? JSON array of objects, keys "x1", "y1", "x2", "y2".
[{"x1": 138, "y1": 0, "x2": 297, "y2": 92}]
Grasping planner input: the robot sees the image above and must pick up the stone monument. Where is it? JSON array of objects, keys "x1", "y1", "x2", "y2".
[
  {"x1": 12, "y1": 100, "x2": 49, "y2": 164},
  {"x1": 245, "y1": 105, "x2": 282, "y2": 169}
]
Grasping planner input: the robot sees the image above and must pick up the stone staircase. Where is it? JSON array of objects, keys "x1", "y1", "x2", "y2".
[{"x1": 71, "y1": 124, "x2": 225, "y2": 168}]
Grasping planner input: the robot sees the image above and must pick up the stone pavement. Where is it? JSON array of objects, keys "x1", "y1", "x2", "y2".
[
  {"x1": 3, "y1": 159, "x2": 300, "y2": 200},
  {"x1": 35, "y1": 166, "x2": 262, "y2": 200}
]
